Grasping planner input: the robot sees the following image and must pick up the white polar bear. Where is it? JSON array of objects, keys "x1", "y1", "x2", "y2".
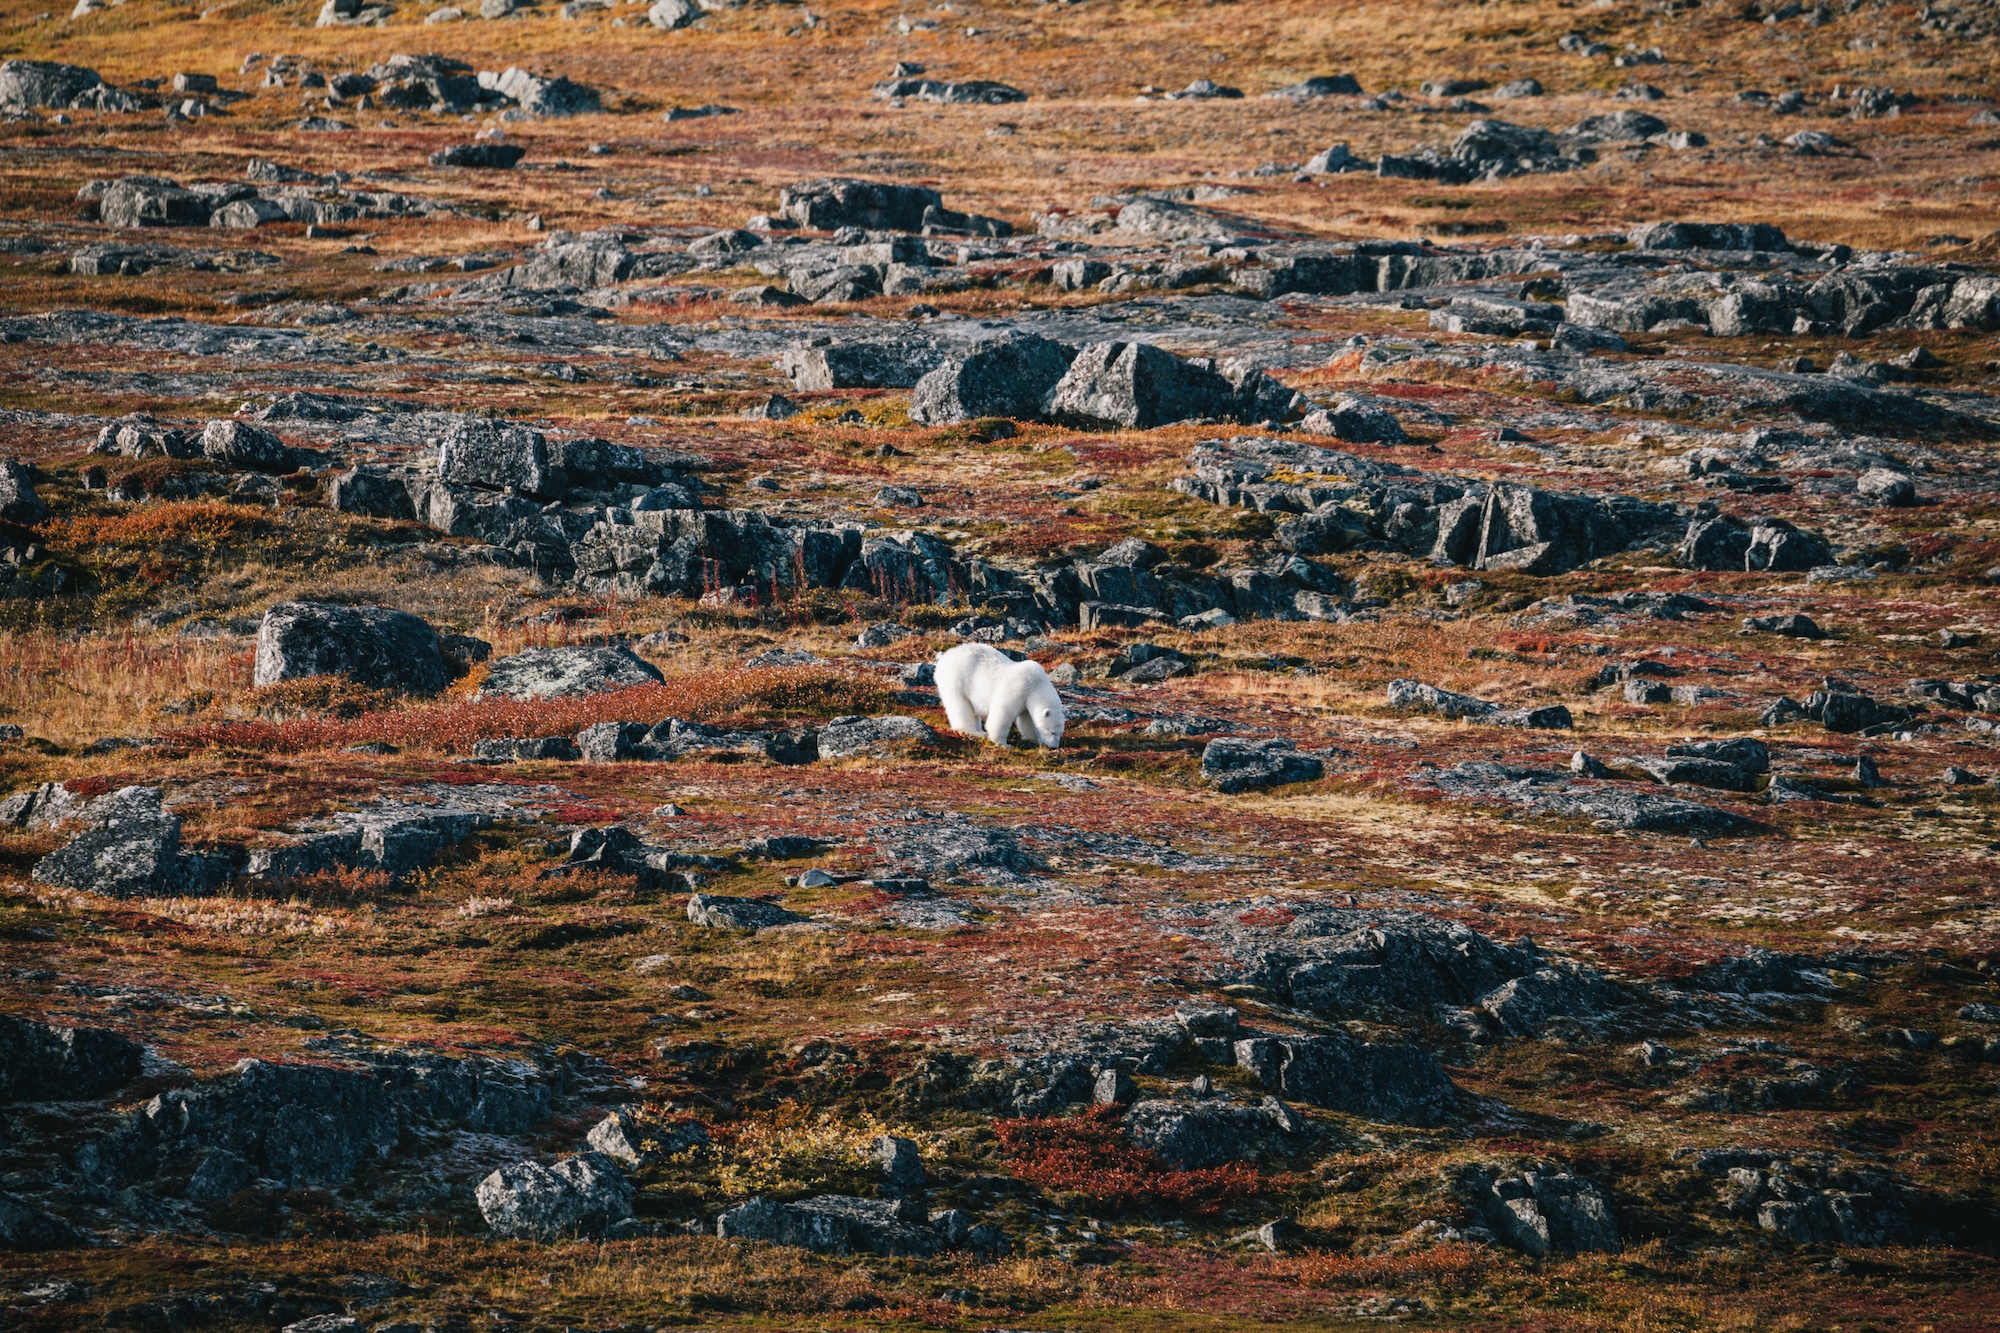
[{"x1": 935, "y1": 642, "x2": 1066, "y2": 748}]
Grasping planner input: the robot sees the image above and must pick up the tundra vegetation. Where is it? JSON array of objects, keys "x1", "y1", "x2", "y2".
[{"x1": 1, "y1": 0, "x2": 2000, "y2": 1328}]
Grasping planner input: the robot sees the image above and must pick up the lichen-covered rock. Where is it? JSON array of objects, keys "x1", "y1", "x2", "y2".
[
  {"x1": 201, "y1": 419, "x2": 295, "y2": 473},
  {"x1": 476, "y1": 1152, "x2": 632, "y2": 1238},
  {"x1": 253, "y1": 601, "x2": 452, "y2": 695},
  {"x1": 687, "y1": 893, "x2": 806, "y2": 931},
  {"x1": 585, "y1": 1111, "x2": 709, "y2": 1167},
  {"x1": 0, "y1": 459, "x2": 47, "y2": 524},
  {"x1": 477, "y1": 645, "x2": 665, "y2": 700},
  {"x1": 30, "y1": 786, "x2": 211, "y2": 900},
  {"x1": 816, "y1": 714, "x2": 939, "y2": 759},
  {"x1": 1236, "y1": 1033, "x2": 1458, "y2": 1126},
  {"x1": 908, "y1": 333, "x2": 1077, "y2": 424},
  {"x1": 717, "y1": 1193, "x2": 943, "y2": 1256},
  {"x1": 0, "y1": 1192, "x2": 81, "y2": 1251},
  {"x1": 778, "y1": 178, "x2": 943, "y2": 232},
  {"x1": 1122, "y1": 1097, "x2": 1300, "y2": 1169},
  {"x1": 1459, "y1": 1164, "x2": 1620, "y2": 1256},
  {"x1": 1043, "y1": 341, "x2": 1243, "y2": 430},
  {"x1": 1200, "y1": 738, "x2": 1324, "y2": 793},
  {"x1": 436, "y1": 419, "x2": 565, "y2": 499},
  {"x1": 0, "y1": 1013, "x2": 143, "y2": 1102}
]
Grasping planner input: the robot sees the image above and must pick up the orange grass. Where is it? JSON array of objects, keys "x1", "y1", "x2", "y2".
[
  {"x1": 993, "y1": 1108, "x2": 1278, "y2": 1215},
  {"x1": 158, "y1": 665, "x2": 890, "y2": 756}
]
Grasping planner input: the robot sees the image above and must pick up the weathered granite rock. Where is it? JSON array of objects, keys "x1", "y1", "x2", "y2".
[
  {"x1": 717, "y1": 1194, "x2": 945, "y2": 1256},
  {"x1": 1459, "y1": 1164, "x2": 1620, "y2": 1256},
  {"x1": 0, "y1": 1013, "x2": 143, "y2": 1102},
  {"x1": 1123, "y1": 1097, "x2": 1300, "y2": 1169},
  {"x1": 816, "y1": 714, "x2": 939, "y2": 759},
  {"x1": 477, "y1": 645, "x2": 665, "y2": 700},
  {"x1": 30, "y1": 787, "x2": 212, "y2": 899},
  {"x1": 201, "y1": 420, "x2": 295, "y2": 473},
  {"x1": 1044, "y1": 341, "x2": 1242, "y2": 429},
  {"x1": 687, "y1": 893, "x2": 806, "y2": 931},
  {"x1": 253, "y1": 602, "x2": 452, "y2": 695},
  {"x1": 1236, "y1": 1033, "x2": 1457, "y2": 1126},
  {"x1": 0, "y1": 459, "x2": 47, "y2": 524},
  {"x1": 909, "y1": 333, "x2": 1078, "y2": 424},
  {"x1": 777, "y1": 178, "x2": 942, "y2": 232},
  {"x1": 476, "y1": 1152, "x2": 632, "y2": 1238},
  {"x1": 585, "y1": 1111, "x2": 709, "y2": 1168},
  {"x1": 1200, "y1": 738, "x2": 1324, "y2": 793}
]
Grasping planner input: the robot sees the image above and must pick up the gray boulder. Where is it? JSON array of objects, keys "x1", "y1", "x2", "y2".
[
  {"x1": 0, "y1": 1013, "x2": 143, "y2": 1102},
  {"x1": 477, "y1": 645, "x2": 665, "y2": 700},
  {"x1": 782, "y1": 340, "x2": 938, "y2": 391},
  {"x1": 77, "y1": 1044, "x2": 553, "y2": 1191},
  {"x1": 1386, "y1": 678, "x2": 1495, "y2": 720},
  {"x1": 0, "y1": 1193, "x2": 80, "y2": 1251},
  {"x1": 430, "y1": 142, "x2": 526, "y2": 169},
  {"x1": 0, "y1": 459, "x2": 47, "y2": 524},
  {"x1": 1461, "y1": 1164, "x2": 1620, "y2": 1256},
  {"x1": 908, "y1": 334, "x2": 1078, "y2": 424},
  {"x1": 1044, "y1": 341, "x2": 1241, "y2": 430},
  {"x1": 253, "y1": 601, "x2": 452, "y2": 695},
  {"x1": 201, "y1": 419, "x2": 295, "y2": 473},
  {"x1": 437, "y1": 419, "x2": 565, "y2": 499},
  {"x1": 1200, "y1": 738, "x2": 1324, "y2": 793},
  {"x1": 1268, "y1": 74, "x2": 1362, "y2": 99},
  {"x1": 687, "y1": 893, "x2": 806, "y2": 931},
  {"x1": 1855, "y1": 467, "x2": 1915, "y2": 507},
  {"x1": 817, "y1": 714, "x2": 939, "y2": 759},
  {"x1": 1567, "y1": 109, "x2": 1668, "y2": 141},
  {"x1": 586, "y1": 1111, "x2": 709, "y2": 1167},
  {"x1": 98, "y1": 176, "x2": 212, "y2": 228},
  {"x1": 482, "y1": 66, "x2": 599, "y2": 116},
  {"x1": 717, "y1": 1194, "x2": 943, "y2": 1256},
  {"x1": 1745, "y1": 613, "x2": 1823, "y2": 639},
  {"x1": 30, "y1": 786, "x2": 211, "y2": 899},
  {"x1": 0, "y1": 782, "x2": 84, "y2": 830},
  {"x1": 0, "y1": 59, "x2": 122, "y2": 113},
  {"x1": 873, "y1": 76, "x2": 1026, "y2": 106},
  {"x1": 1297, "y1": 396, "x2": 1406, "y2": 443},
  {"x1": 1123, "y1": 1097, "x2": 1300, "y2": 1169},
  {"x1": 777, "y1": 177, "x2": 943, "y2": 231},
  {"x1": 476, "y1": 1152, "x2": 633, "y2": 1239},
  {"x1": 326, "y1": 467, "x2": 419, "y2": 521},
  {"x1": 1236, "y1": 1033, "x2": 1457, "y2": 1126}
]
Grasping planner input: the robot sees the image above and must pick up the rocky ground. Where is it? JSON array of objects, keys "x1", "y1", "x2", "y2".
[{"x1": 2, "y1": 0, "x2": 2000, "y2": 1328}]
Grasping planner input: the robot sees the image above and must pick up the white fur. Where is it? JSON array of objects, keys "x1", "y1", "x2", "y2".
[{"x1": 935, "y1": 643, "x2": 1066, "y2": 748}]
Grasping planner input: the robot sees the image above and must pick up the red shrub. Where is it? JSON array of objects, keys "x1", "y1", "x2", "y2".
[
  {"x1": 993, "y1": 1108, "x2": 1274, "y2": 1215},
  {"x1": 1293, "y1": 1244, "x2": 1490, "y2": 1291},
  {"x1": 157, "y1": 667, "x2": 886, "y2": 757}
]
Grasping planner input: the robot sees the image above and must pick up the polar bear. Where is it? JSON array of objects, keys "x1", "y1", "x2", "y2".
[{"x1": 935, "y1": 642, "x2": 1065, "y2": 748}]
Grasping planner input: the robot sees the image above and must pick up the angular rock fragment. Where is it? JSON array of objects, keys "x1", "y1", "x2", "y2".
[
  {"x1": 909, "y1": 333, "x2": 1078, "y2": 424},
  {"x1": 717, "y1": 1194, "x2": 944, "y2": 1256},
  {"x1": 1122, "y1": 1097, "x2": 1300, "y2": 1169},
  {"x1": 476, "y1": 1153, "x2": 632, "y2": 1238},
  {"x1": 0, "y1": 1014, "x2": 143, "y2": 1102},
  {"x1": 477, "y1": 645, "x2": 665, "y2": 700},
  {"x1": 0, "y1": 459, "x2": 47, "y2": 524},
  {"x1": 586, "y1": 1111, "x2": 708, "y2": 1167},
  {"x1": 1459, "y1": 1164, "x2": 1620, "y2": 1256},
  {"x1": 1043, "y1": 341, "x2": 1242, "y2": 429},
  {"x1": 31, "y1": 787, "x2": 212, "y2": 899},
  {"x1": 1236, "y1": 1033, "x2": 1457, "y2": 1126},
  {"x1": 1200, "y1": 738, "x2": 1324, "y2": 793},
  {"x1": 778, "y1": 178, "x2": 942, "y2": 232},
  {"x1": 687, "y1": 893, "x2": 806, "y2": 931},
  {"x1": 254, "y1": 602, "x2": 452, "y2": 695}
]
